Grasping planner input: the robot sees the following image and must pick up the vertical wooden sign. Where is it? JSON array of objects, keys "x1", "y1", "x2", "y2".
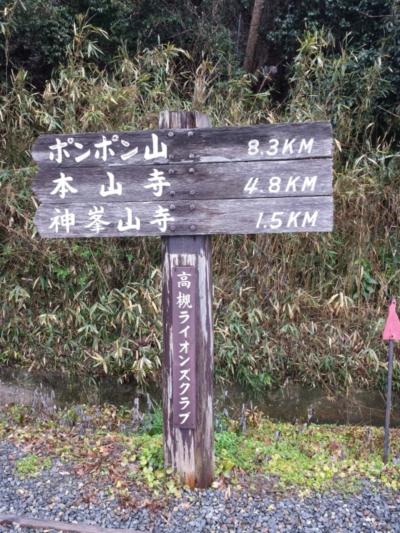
[
  {"x1": 160, "y1": 111, "x2": 214, "y2": 489},
  {"x1": 172, "y1": 266, "x2": 197, "y2": 428}
]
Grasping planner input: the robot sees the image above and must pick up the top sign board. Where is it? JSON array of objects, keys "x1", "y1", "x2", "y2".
[
  {"x1": 32, "y1": 121, "x2": 333, "y2": 238},
  {"x1": 32, "y1": 122, "x2": 332, "y2": 167}
]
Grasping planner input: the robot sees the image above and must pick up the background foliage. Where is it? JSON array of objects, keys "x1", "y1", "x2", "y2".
[{"x1": 0, "y1": 1, "x2": 399, "y2": 392}]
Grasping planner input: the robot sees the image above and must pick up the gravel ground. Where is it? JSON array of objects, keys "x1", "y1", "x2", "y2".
[{"x1": 1, "y1": 441, "x2": 400, "y2": 533}]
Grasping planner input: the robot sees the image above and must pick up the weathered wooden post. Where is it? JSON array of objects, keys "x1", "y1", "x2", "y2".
[{"x1": 159, "y1": 111, "x2": 214, "y2": 488}]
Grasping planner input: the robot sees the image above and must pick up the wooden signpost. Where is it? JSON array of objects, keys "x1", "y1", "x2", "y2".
[{"x1": 32, "y1": 110, "x2": 333, "y2": 488}]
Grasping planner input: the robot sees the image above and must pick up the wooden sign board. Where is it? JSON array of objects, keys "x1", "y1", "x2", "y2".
[
  {"x1": 33, "y1": 159, "x2": 331, "y2": 203},
  {"x1": 32, "y1": 122, "x2": 332, "y2": 167},
  {"x1": 35, "y1": 197, "x2": 332, "y2": 238},
  {"x1": 32, "y1": 121, "x2": 333, "y2": 238}
]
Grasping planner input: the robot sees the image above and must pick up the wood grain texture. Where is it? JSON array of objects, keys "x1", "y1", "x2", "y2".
[
  {"x1": 32, "y1": 121, "x2": 332, "y2": 168},
  {"x1": 34, "y1": 196, "x2": 333, "y2": 238},
  {"x1": 161, "y1": 111, "x2": 214, "y2": 489},
  {"x1": 0, "y1": 514, "x2": 139, "y2": 533},
  {"x1": 32, "y1": 158, "x2": 332, "y2": 204}
]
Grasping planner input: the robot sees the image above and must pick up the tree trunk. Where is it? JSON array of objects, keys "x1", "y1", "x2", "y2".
[{"x1": 243, "y1": 0, "x2": 265, "y2": 73}]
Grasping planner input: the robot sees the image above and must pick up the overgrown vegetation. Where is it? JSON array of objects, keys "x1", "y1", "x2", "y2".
[
  {"x1": 0, "y1": 3, "x2": 399, "y2": 391},
  {"x1": 1, "y1": 404, "x2": 399, "y2": 498}
]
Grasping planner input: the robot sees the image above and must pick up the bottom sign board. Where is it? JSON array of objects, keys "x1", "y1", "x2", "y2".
[
  {"x1": 172, "y1": 266, "x2": 197, "y2": 428},
  {"x1": 34, "y1": 196, "x2": 333, "y2": 238}
]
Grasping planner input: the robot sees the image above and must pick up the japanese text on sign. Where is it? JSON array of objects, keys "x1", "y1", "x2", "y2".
[
  {"x1": 48, "y1": 133, "x2": 167, "y2": 165},
  {"x1": 47, "y1": 204, "x2": 174, "y2": 235},
  {"x1": 172, "y1": 266, "x2": 197, "y2": 428}
]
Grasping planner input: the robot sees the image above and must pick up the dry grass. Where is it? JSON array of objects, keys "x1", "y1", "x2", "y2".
[{"x1": 0, "y1": 21, "x2": 399, "y2": 391}]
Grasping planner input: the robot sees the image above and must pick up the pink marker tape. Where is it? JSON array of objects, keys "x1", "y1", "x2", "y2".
[{"x1": 383, "y1": 298, "x2": 400, "y2": 341}]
